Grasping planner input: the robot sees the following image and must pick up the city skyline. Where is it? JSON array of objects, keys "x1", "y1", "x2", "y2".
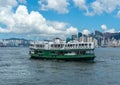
[
  {"x1": 0, "y1": 0, "x2": 120, "y2": 40},
  {"x1": 1, "y1": 31, "x2": 120, "y2": 47}
]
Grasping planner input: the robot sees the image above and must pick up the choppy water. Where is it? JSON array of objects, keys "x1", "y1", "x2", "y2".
[{"x1": 0, "y1": 47, "x2": 120, "y2": 85}]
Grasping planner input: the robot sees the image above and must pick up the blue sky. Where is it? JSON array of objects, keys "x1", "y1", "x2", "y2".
[{"x1": 0, "y1": 0, "x2": 120, "y2": 40}]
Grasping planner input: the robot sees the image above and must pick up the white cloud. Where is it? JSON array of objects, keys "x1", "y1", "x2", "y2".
[
  {"x1": 47, "y1": 21, "x2": 68, "y2": 30},
  {"x1": 0, "y1": 0, "x2": 17, "y2": 8},
  {"x1": 105, "y1": 29, "x2": 115, "y2": 33},
  {"x1": 73, "y1": 0, "x2": 90, "y2": 15},
  {"x1": 101, "y1": 24, "x2": 115, "y2": 33},
  {"x1": 39, "y1": 0, "x2": 69, "y2": 14},
  {"x1": 66, "y1": 26, "x2": 78, "y2": 35},
  {"x1": 90, "y1": 0, "x2": 120, "y2": 15},
  {"x1": 82, "y1": 29, "x2": 90, "y2": 35},
  {"x1": 73, "y1": 0, "x2": 120, "y2": 16},
  {"x1": 0, "y1": 4, "x2": 78, "y2": 38},
  {"x1": 73, "y1": 0, "x2": 87, "y2": 10},
  {"x1": 0, "y1": 27, "x2": 11, "y2": 33},
  {"x1": 90, "y1": 1, "x2": 104, "y2": 15},
  {"x1": 101, "y1": 24, "x2": 107, "y2": 30},
  {"x1": 0, "y1": 0, "x2": 17, "y2": 33}
]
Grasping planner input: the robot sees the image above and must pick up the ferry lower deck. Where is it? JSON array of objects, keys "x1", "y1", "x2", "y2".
[{"x1": 29, "y1": 48, "x2": 95, "y2": 61}]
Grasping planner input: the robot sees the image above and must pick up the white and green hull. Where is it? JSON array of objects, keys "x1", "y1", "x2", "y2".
[{"x1": 29, "y1": 48, "x2": 95, "y2": 61}]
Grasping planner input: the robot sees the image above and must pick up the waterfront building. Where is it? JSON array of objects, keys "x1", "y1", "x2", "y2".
[{"x1": 71, "y1": 34, "x2": 77, "y2": 40}]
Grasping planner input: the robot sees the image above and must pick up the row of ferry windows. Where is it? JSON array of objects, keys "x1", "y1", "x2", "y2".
[{"x1": 31, "y1": 43, "x2": 92, "y2": 48}]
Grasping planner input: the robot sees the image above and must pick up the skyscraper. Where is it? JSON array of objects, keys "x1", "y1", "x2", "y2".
[{"x1": 78, "y1": 32, "x2": 82, "y2": 38}]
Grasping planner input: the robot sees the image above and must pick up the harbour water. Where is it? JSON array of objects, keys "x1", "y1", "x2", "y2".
[{"x1": 0, "y1": 47, "x2": 120, "y2": 85}]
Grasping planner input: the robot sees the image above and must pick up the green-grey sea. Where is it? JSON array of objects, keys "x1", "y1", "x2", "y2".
[{"x1": 0, "y1": 47, "x2": 120, "y2": 85}]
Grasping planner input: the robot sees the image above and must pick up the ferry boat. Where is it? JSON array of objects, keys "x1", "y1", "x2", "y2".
[{"x1": 29, "y1": 38, "x2": 95, "y2": 61}]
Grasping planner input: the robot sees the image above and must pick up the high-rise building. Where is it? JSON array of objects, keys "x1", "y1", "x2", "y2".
[
  {"x1": 71, "y1": 34, "x2": 77, "y2": 40},
  {"x1": 78, "y1": 32, "x2": 82, "y2": 38},
  {"x1": 79, "y1": 35, "x2": 87, "y2": 42}
]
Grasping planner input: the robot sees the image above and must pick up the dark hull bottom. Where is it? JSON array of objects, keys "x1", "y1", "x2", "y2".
[{"x1": 30, "y1": 56, "x2": 95, "y2": 61}]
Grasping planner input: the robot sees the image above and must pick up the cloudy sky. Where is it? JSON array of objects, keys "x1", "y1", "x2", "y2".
[{"x1": 0, "y1": 0, "x2": 120, "y2": 40}]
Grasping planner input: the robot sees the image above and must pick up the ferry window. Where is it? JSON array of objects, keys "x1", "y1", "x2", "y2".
[
  {"x1": 80, "y1": 51, "x2": 86, "y2": 54},
  {"x1": 51, "y1": 51, "x2": 55, "y2": 53},
  {"x1": 82, "y1": 44, "x2": 84, "y2": 46},
  {"x1": 34, "y1": 50, "x2": 38, "y2": 54},
  {"x1": 85, "y1": 44, "x2": 87, "y2": 46},
  {"x1": 70, "y1": 44, "x2": 72, "y2": 47},
  {"x1": 36, "y1": 44, "x2": 39, "y2": 47},
  {"x1": 40, "y1": 45, "x2": 43, "y2": 47},
  {"x1": 79, "y1": 44, "x2": 81, "y2": 46},
  {"x1": 58, "y1": 44, "x2": 60, "y2": 47},
  {"x1": 65, "y1": 51, "x2": 68, "y2": 53},
  {"x1": 51, "y1": 44, "x2": 53, "y2": 47},
  {"x1": 39, "y1": 51, "x2": 43, "y2": 53},
  {"x1": 55, "y1": 45, "x2": 57, "y2": 47},
  {"x1": 76, "y1": 44, "x2": 78, "y2": 46},
  {"x1": 89, "y1": 44, "x2": 91, "y2": 46}
]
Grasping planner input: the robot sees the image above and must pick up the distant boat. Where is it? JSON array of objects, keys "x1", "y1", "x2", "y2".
[{"x1": 29, "y1": 38, "x2": 95, "y2": 61}]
